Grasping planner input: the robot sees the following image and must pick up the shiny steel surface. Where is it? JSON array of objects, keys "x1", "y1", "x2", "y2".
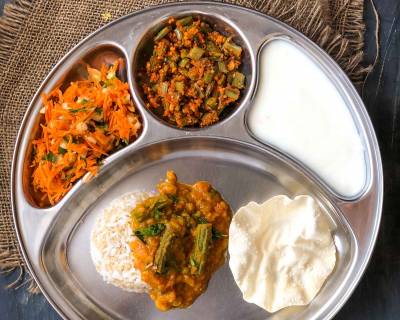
[{"x1": 11, "y1": 2, "x2": 383, "y2": 320}]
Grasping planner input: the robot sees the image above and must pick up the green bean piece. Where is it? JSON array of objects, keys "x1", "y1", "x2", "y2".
[
  {"x1": 190, "y1": 223, "x2": 212, "y2": 275},
  {"x1": 154, "y1": 26, "x2": 171, "y2": 42},
  {"x1": 175, "y1": 81, "x2": 185, "y2": 94},
  {"x1": 179, "y1": 58, "x2": 189, "y2": 68},
  {"x1": 211, "y1": 51, "x2": 224, "y2": 59},
  {"x1": 223, "y1": 41, "x2": 243, "y2": 58},
  {"x1": 231, "y1": 72, "x2": 245, "y2": 89},
  {"x1": 225, "y1": 87, "x2": 240, "y2": 100},
  {"x1": 205, "y1": 81, "x2": 215, "y2": 97},
  {"x1": 203, "y1": 70, "x2": 214, "y2": 84},
  {"x1": 177, "y1": 16, "x2": 193, "y2": 26},
  {"x1": 188, "y1": 47, "x2": 205, "y2": 60},
  {"x1": 207, "y1": 41, "x2": 223, "y2": 59},
  {"x1": 206, "y1": 41, "x2": 218, "y2": 51},
  {"x1": 194, "y1": 83, "x2": 204, "y2": 98},
  {"x1": 174, "y1": 28, "x2": 182, "y2": 40},
  {"x1": 154, "y1": 226, "x2": 176, "y2": 274},
  {"x1": 205, "y1": 97, "x2": 218, "y2": 110},
  {"x1": 218, "y1": 61, "x2": 228, "y2": 73}
]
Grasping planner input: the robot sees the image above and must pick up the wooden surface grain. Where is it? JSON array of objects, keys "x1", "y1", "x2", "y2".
[{"x1": 1, "y1": 0, "x2": 399, "y2": 319}]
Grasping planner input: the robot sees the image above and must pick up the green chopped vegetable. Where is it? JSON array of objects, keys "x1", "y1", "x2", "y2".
[
  {"x1": 218, "y1": 61, "x2": 228, "y2": 73},
  {"x1": 95, "y1": 121, "x2": 108, "y2": 129},
  {"x1": 58, "y1": 146, "x2": 67, "y2": 155},
  {"x1": 205, "y1": 82, "x2": 214, "y2": 97},
  {"x1": 225, "y1": 87, "x2": 240, "y2": 100},
  {"x1": 177, "y1": 16, "x2": 193, "y2": 26},
  {"x1": 69, "y1": 107, "x2": 87, "y2": 113},
  {"x1": 231, "y1": 72, "x2": 245, "y2": 89},
  {"x1": 160, "y1": 82, "x2": 169, "y2": 94},
  {"x1": 154, "y1": 26, "x2": 171, "y2": 42},
  {"x1": 42, "y1": 151, "x2": 56, "y2": 163},
  {"x1": 154, "y1": 226, "x2": 176, "y2": 274},
  {"x1": 190, "y1": 223, "x2": 212, "y2": 274},
  {"x1": 179, "y1": 58, "x2": 190, "y2": 68},
  {"x1": 205, "y1": 97, "x2": 217, "y2": 109},
  {"x1": 223, "y1": 40, "x2": 242, "y2": 58},
  {"x1": 195, "y1": 214, "x2": 208, "y2": 224},
  {"x1": 152, "y1": 198, "x2": 170, "y2": 220},
  {"x1": 207, "y1": 41, "x2": 224, "y2": 59},
  {"x1": 212, "y1": 227, "x2": 226, "y2": 240},
  {"x1": 174, "y1": 28, "x2": 182, "y2": 40},
  {"x1": 194, "y1": 83, "x2": 204, "y2": 98},
  {"x1": 188, "y1": 47, "x2": 205, "y2": 60},
  {"x1": 203, "y1": 70, "x2": 214, "y2": 84}
]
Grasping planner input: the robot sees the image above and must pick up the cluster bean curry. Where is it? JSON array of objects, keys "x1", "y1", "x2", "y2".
[
  {"x1": 130, "y1": 171, "x2": 232, "y2": 311},
  {"x1": 139, "y1": 16, "x2": 246, "y2": 127}
]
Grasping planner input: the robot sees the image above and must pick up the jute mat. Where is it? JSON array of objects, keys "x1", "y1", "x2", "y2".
[{"x1": 0, "y1": 0, "x2": 374, "y2": 292}]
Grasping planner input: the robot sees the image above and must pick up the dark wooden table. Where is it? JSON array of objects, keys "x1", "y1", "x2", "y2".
[{"x1": 1, "y1": 0, "x2": 399, "y2": 319}]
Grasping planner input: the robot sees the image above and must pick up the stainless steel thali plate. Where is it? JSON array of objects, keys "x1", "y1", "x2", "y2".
[{"x1": 11, "y1": 2, "x2": 383, "y2": 320}]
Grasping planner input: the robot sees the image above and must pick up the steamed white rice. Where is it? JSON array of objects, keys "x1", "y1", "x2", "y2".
[{"x1": 90, "y1": 191, "x2": 150, "y2": 292}]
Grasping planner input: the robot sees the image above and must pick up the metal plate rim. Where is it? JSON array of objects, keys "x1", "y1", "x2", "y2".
[{"x1": 11, "y1": 2, "x2": 383, "y2": 320}]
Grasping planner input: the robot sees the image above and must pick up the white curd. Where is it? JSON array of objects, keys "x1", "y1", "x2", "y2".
[{"x1": 248, "y1": 40, "x2": 366, "y2": 197}]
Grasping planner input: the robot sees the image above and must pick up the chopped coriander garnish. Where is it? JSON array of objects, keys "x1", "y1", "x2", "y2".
[
  {"x1": 42, "y1": 151, "x2": 56, "y2": 163},
  {"x1": 69, "y1": 107, "x2": 87, "y2": 113},
  {"x1": 58, "y1": 146, "x2": 67, "y2": 155},
  {"x1": 196, "y1": 215, "x2": 208, "y2": 224},
  {"x1": 134, "y1": 223, "x2": 166, "y2": 243},
  {"x1": 212, "y1": 227, "x2": 226, "y2": 240}
]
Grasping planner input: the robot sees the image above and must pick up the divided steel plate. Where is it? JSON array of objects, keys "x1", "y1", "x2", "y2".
[{"x1": 11, "y1": 2, "x2": 383, "y2": 320}]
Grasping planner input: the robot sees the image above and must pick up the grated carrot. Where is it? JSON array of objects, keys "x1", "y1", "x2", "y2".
[{"x1": 31, "y1": 59, "x2": 141, "y2": 206}]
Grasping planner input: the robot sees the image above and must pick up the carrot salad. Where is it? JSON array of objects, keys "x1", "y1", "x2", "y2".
[
  {"x1": 139, "y1": 16, "x2": 246, "y2": 128},
  {"x1": 31, "y1": 59, "x2": 141, "y2": 206}
]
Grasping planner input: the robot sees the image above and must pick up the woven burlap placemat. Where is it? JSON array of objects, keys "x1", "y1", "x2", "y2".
[{"x1": 0, "y1": 0, "x2": 373, "y2": 292}]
